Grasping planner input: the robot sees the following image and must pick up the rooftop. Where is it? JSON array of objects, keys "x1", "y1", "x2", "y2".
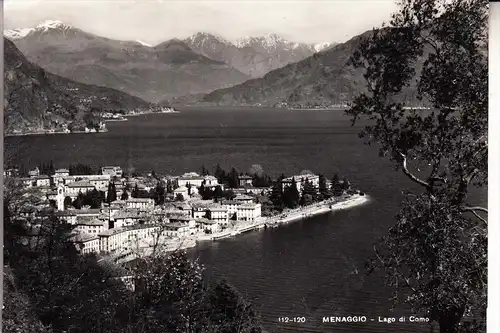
[
  {"x1": 126, "y1": 198, "x2": 153, "y2": 203},
  {"x1": 238, "y1": 203, "x2": 261, "y2": 209},
  {"x1": 71, "y1": 232, "x2": 99, "y2": 242},
  {"x1": 196, "y1": 218, "x2": 218, "y2": 225},
  {"x1": 208, "y1": 206, "x2": 228, "y2": 212},
  {"x1": 174, "y1": 186, "x2": 188, "y2": 191},
  {"x1": 235, "y1": 195, "x2": 253, "y2": 200},
  {"x1": 221, "y1": 200, "x2": 242, "y2": 205},
  {"x1": 169, "y1": 215, "x2": 193, "y2": 222},
  {"x1": 76, "y1": 219, "x2": 104, "y2": 226},
  {"x1": 72, "y1": 209, "x2": 102, "y2": 215},
  {"x1": 66, "y1": 180, "x2": 94, "y2": 188},
  {"x1": 98, "y1": 224, "x2": 160, "y2": 237},
  {"x1": 165, "y1": 222, "x2": 189, "y2": 229},
  {"x1": 283, "y1": 174, "x2": 319, "y2": 182}
]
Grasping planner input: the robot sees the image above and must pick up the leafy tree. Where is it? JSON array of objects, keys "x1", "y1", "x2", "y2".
[
  {"x1": 269, "y1": 177, "x2": 285, "y2": 212},
  {"x1": 340, "y1": 178, "x2": 351, "y2": 191},
  {"x1": 152, "y1": 181, "x2": 166, "y2": 205},
  {"x1": 318, "y1": 174, "x2": 331, "y2": 200},
  {"x1": 72, "y1": 192, "x2": 85, "y2": 209},
  {"x1": 83, "y1": 189, "x2": 105, "y2": 209},
  {"x1": 300, "y1": 178, "x2": 318, "y2": 205},
  {"x1": 166, "y1": 179, "x2": 174, "y2": 194},
  {"x1": 205, "y1": 280, "x2": 263, "y2": 333},
  {"x1": 69, "y1": 163, "x2": 94, "y2": 176},
  {"x1": 131, "y1": 184, "x2": 139, "y2": 198},
  {"x1": 63, "y1": 196, "x2": 73, "y2": 209},
  {"x1": 121, "y1": 190, "x2": 129, "y2": 201},
  {"x1": 283, "y1": 178, "x2": 300, "y2": 209},
  {"x1": 213, "y1": 185, "x2": 224, "y2": 201},
  {"x1": 106, "y1": 182, "x2": 117, "y2": 204},
  {"x1": 331, "y1": 174, "x2": 343, "y2": 197},
  {"x1": 214, "y1": 164, "x2": 226, "y2": 184},
  {"x1": 201, "y1": 165, "x2": 210, "y2": 176},
  {"x1": 223, "y1": 189, "x2": 236, "y2": 200},
  {"x1": 248, "y1": 164, "x2": 264, "y2": 178},
  {"x1": 228, "y1": 167, "x2": 239, "y2": 188},
  {"x1": 132, "y1": 251, "x2": 205, "y2": 333},
  {"x1": 347, "y1": 1, "x2": 488, "y2": 332}
]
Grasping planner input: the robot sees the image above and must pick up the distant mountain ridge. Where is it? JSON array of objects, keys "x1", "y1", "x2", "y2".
[
  {"x1": 5, "y1": 20, "x2": 250, "y2": 103},
  {"x1": 184, "y1": 32, "x2": 336, "y2": 78},
  {"x1": 198, "y1": 29, "x2": 424, "y2": 108},
  {"x1": 3, "y1": 37, "x2": 150, "y2": 135}
]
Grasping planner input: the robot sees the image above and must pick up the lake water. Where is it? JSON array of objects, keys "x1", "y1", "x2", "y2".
[{"x1": 4, "y1": 107, "x2": 486, "y2": 332}]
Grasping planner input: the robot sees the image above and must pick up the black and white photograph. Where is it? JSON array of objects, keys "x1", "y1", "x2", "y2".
[{"x1": 1, "y1": 0, "x2": 495, "y2": 332}]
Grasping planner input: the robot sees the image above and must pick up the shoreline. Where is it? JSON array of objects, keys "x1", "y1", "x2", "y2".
[
  {"x1": 5, "y1": 129, "x2": 108, "y2": 137},
  {"x1": 6, "y1": 111, "x2": 179, "y2": 137},
  {"x1": 126, "y1": 110, "x2": 180, "y2": 117},
  {"x1": 116, "y1": 194, "x2": 370, "y2": 263}
]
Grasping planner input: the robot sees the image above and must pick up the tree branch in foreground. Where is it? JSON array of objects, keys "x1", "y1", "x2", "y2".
[{"x1": 399, "y1": 152, "x2": 431, "y2": 190}]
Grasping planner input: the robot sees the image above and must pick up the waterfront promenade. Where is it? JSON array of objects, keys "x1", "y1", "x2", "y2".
[{"x1": 115, "y1": 194, "x2": 370, "y2": 263}]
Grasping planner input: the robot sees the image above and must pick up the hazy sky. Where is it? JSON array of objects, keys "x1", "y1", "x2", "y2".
[{"x1": 4, "y1": 0, "x2": 398, "y2": 44}]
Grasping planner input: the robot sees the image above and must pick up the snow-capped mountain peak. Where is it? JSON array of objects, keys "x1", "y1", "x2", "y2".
[
  {"x1": 4, "y1": 20, "x2": 73, "y2": 40},
  {"x1": 136, "y1": 40, "x2": 153, "y2": 47},
  {"x1": 313, "y1": 42, "x2": 333, "y2": 52},
  {"x1": 35, "y1": 20, "x2": 72, "y2": 31},
  {"x1": 186, "y1": 32, "x2": 232, "y2": 46},
  {"x1": 3, "y1": 28, "x2": 34, "y2": 40}
]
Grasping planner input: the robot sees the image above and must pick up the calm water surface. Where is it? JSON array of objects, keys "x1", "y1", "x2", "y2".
[{"x1": 5, "y1": 107, "x2": 485, "y2": 333}]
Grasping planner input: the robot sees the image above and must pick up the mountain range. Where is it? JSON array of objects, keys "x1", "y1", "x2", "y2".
[
  {"x1": 5, "y1": 20, "x2": 335, "y2": 103},
  {"x1": 3, "y1": 37, "x2": 151, "y2": 135},
  {"x1": 183, "y1": 32, "x2": 335, "y2": 78},
  {"x1": 198, "y1": 29, "x2": 426, "y2": 108}
]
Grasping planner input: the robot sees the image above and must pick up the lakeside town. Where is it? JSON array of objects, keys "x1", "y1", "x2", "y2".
[
  {"x1": 4, "y1": 163, "x2": 368, "y2": 264},
  {"x1": 5, "y1": 106, "x2": 179, "y2": 137}
]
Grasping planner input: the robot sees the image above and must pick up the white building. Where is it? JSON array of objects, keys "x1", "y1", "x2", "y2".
[
  {"x1": 176, "y1": 173, "x2": 205, "y2": 188},
  {"x1": 236, "y1": 203, "x2": 262, "y2": 222},
  {"x1": 54, "y1": 169, "x2": 70, "y2": 177},
  {"x1": 125, "y1": 198, "x2": 155, "y2": 211},
  {"x1": 29, "y1": 167, "x2": 40, "y2": 178},
  {"x1": 163, "y1": 223, "x2": 192, "y2": 238},
  {"x1": 18, "y1": 177, "x2": 35, "y2": 188},
  {"x1": 101, "y1": 166, "x2": 123, "y2": 178},
  {"x1": 221, "y1": 200, "x2": 242, "y2": 219},
  {"x1": 196, "y1": 218, "x2": 221, "y2": 233},
  {"x1": 203, "y1": 175, "x2": 219, "y2": 187},
  {"x1": 74, "y1": 219, "x2": 106, "y2": 235},
  {"x1": 35, "y1": 175, "x2": 51, "y2": 187},
  {"x1": 72, "y1": 233, "x2": 100, "y2": 254},
  {"x1": 168, "y1": 215, "x2": 196, "y2": 230},
  {"x1": 234, "y1": 194, "x2": 254, "y2": 204},
  {"x1": 112, "y1": 209, "x2": 143, "y2": 228},
  {"x1": 238, "y1": 175, "x2": 253, "y2": 187},
  {"x1": 61, "y1": 175, "x2": 111, "y2": 191},
  {"x1": 55, "y1": 210, "x2": 78, "y2": 224},
  {"x1": 207, "y1": 207, "x2": 229, "y2": 223},
  {"x1": 281, "y1": 174, "x2": 320, "y2": 195},
  {"x1": 64, "y1": 180, "x2": 96, "y2": 196},
  {"x1": 174, "y1": 186, "x2": 189, "y2": 200},
  {"x1": 98, "y1": 225, "x2": 167, "y2": 253}
]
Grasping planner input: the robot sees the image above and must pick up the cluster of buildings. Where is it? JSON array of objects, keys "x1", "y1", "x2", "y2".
[
  {"x1": 8, "y1": 165, "x2": 331, "y2": 258},
  {"x1": 9, "y1": 167, "x2": 267, "y2": 257}
]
